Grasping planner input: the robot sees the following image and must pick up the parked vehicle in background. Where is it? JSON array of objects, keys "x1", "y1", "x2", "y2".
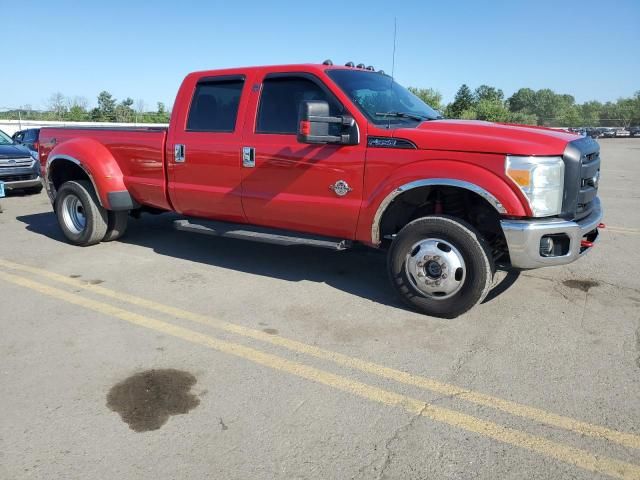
[
  {"x1": 614, "y1": 128, "x2": 630, "y2": 137},
  {"x1": 600, "y1": 128, "x2": 617, "y2": 138},
  {"x1": 629, "y1": 126, "x2": 640, "y2": 137},
  {"x1": 0, "y1": 129, "x2": 43, "y2": 195},
  {"x1": 12, "y1": 128, "x2": 41, "y2": 159},
  {"x1": 37, "y1": 62, "x2": 603, "y2": 318},
  {"x1": 584, "y1": 127, "x2": 600, "y2": 138}
]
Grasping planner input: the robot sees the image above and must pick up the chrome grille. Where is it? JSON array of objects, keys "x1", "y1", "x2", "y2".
[
  {"x1": 561, "y1": 137, "x2": 600, "y2": 221},
  {"x1": 576, "y1": 150, "x2": 600, "y2": 218},
  {"x1": 0, "y1": 157, "x2": 33, "y2": 168}
]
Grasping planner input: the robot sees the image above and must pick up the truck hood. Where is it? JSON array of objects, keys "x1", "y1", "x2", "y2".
[
  {"x1": 395, "y1": 120, "x2": 578, "y2": 156},
  {"x1": 0, "y1": 144, "x2": 32, "y2": 159}
]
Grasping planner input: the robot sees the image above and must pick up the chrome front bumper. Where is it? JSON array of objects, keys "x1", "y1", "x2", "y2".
[
  {"x1": 500, "y1": 197, "x2": 603, "y2": 269},
  {"x1": 3, "y1": 178, "x2": 43, "y2": 190}
]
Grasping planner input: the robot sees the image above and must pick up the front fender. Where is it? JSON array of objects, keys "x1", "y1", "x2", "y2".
[
  {"x1": 46, "y1": 137, "x2": 128, "y2": 209},
  {"x1": 357, "y1": 159, "x2": 529, "y2": 245}
]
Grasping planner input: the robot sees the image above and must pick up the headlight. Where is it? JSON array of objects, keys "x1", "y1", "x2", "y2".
[{"x1": 506, "y1": 155, "x2": 564, "y2": 217}]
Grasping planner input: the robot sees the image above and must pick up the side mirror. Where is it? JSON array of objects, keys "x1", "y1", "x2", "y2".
[{"x1": 297, "y1": 100, "x2": 358, "y2": 145}]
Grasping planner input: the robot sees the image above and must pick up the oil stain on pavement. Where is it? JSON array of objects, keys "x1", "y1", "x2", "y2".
[
  {"x1": 107, "y1": 369, "x2": 200, "y2": 432},
  {"x1": 563, "y1": 279, "x2": 600, "y2": 292}
]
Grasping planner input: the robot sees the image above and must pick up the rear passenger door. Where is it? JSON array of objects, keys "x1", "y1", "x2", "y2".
[
  {"x1": 168, "y1": 74, "x2": 250, "y2": 221},
  {"x1": 240, "y1": 72, "x2": 366, "y2": 239}
]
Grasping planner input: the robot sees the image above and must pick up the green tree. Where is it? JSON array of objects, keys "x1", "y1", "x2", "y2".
[
  {"x1": 507, "y1": 88, "x2": 536, "y2": 113},
  {"x1": 97, "y1": 91, "x2": 117, "y2": 121},
  {"x1": 474, "y1": 99, "x2": 509, "y2": 122},
  {"x1": 408, "y1": 87, "x2": 443, "y2": 111},
  {"x1": 474, "y1": 85, "x2": 504, "y2": 103},
  {"x1": 579, "y1": 101, "x2": 603, "y2": 126},
  {"x1": 116, "y1": 97, "x2": 135, "y2": 122},
  {"x1": 447, "y1": 84, "x2": 474, "y2": 118},
  {"x1": 506, "y1": 112, "x2": 538, "y2": 125}
]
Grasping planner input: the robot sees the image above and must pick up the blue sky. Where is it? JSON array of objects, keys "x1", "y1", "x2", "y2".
[{"x1": 1, "y1": 0, "x2": 638, "y2": 110}]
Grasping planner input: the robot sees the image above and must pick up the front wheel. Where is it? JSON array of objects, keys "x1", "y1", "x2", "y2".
[
  {"x1": 387, "y1": 215, "x2": 494, "y2": 318},
  {"x1": 55, "y1": 180, "x2": 108, "y2": 246}
]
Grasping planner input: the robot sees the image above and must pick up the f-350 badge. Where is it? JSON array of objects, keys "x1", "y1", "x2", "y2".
[{"x1": 329, "y1": 180, "x2": 352, "y2": 197}]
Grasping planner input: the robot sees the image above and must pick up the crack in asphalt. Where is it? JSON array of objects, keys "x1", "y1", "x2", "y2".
[
  {"x1": 371, "y1": 393, "x2": 465, "y2": 480},
  {"x1": 376, "y1": 402, "x2": 430, "y2": 480}
]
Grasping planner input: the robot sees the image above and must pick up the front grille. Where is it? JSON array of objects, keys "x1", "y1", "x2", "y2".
[
  {"x1": 0, "y1": 174, "x2": 36, "y2": 182},
  {"x1": 0, "y1": 158, "x2": 33, "y2": 168},
  {"x1": 561, "y1": 137, "x2": 600, "y2": 220},
  {"x1": 576, "y1": 150, "x2": 600, "y2": 218}
]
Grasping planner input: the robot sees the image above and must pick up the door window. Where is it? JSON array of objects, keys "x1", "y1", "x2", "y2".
[
  {"x1": 186, "y1": 78, "x2": 244, "y2": 132},
  {"x1": 256, "y1": 76, "x2": 342, "y2": 135}
]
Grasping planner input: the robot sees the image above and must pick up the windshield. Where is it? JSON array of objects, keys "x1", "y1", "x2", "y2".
[
  {"x1": 326, "y1": 69, "x2": 442, "y2": 126},
  {"x1": 0, "y1": 130, "x2": 13, "y2": 145}
]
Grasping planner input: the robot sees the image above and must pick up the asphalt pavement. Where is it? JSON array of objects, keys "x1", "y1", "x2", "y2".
[{"x1": 0, "y1": 138, "x2": 639, "y2": 480}]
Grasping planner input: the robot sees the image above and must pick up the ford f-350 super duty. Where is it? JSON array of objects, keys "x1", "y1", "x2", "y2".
[{"x1": 38, "y1": 61, "x2": 603, "y2": 318}]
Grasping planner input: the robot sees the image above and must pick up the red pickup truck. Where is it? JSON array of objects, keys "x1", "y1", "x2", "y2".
[{"x1": 38, "y1": 61, "x2": 603, "y2": 318}]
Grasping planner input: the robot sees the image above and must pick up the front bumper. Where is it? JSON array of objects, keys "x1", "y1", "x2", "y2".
[
  {"x1": 0, "y1": 163, "x2": 42, "y2": 191},
  {"x1": 3, "y1": 178, "x2": 43, "y2": 190},
  {"x1": 500, "y1": 197, "x2": 603, "y2": 269}
]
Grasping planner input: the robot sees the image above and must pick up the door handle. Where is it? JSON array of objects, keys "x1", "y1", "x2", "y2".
[
  {"x1": 175, "y1": 144, "x2": 186, "y2": 163},
  {"x1": 242, "y1": 146, "x2": 255, "y2": 168}
]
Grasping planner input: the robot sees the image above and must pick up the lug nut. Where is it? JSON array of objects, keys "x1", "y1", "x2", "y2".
[
  {"x1": 417, "y1": 271, "x2": 424, "y2": 277},
  {"x1": 434, "y1": 255, "x2": 441, "y2": 261},
  {"x1": 441, "y1": 274, "x2": 447, "y2": 279}
]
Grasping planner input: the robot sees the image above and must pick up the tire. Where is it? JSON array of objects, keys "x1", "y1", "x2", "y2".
[
  {"x1": 54, "y1": 180, "x2": 108, "y2": 246},
  {"x1": 102, "y1": 210, "x2": 129, "y2": 242},
  {"x1": 387, "y1": 215, "x2": 494, "y2": 318}
]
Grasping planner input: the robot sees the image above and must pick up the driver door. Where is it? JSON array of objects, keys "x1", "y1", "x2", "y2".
[{"x1": 240, "y1": 72, "x2": 366, "y2": 239}]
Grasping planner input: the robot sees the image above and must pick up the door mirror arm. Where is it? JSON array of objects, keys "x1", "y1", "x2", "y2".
[{"x1": 297, "y1": 101, "x2": 358, "y2": 145}]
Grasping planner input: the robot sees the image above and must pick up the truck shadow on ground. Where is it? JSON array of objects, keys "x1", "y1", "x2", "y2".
[{"x1": 16, "y1": 212, "x2": 519, "y2": 314}]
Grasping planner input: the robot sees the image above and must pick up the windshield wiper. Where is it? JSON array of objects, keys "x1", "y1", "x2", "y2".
[{"x1": 375, "y1": 111, "x2": 429, "y2": 122}]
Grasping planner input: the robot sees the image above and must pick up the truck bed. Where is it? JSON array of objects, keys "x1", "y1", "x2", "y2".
[{"x1": 40, "y1": 126, "x2": 169, "y2": 210}]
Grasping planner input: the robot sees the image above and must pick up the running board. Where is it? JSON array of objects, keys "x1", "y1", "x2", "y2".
[{"x1": 173, "y1": 219, "x2": 352, "y2": 250}]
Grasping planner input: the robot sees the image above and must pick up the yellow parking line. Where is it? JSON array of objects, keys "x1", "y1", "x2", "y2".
[
  {"x1": 1, "y1": 261, "x2": 639, "y2": 452},
  {"x1": 2, "y1": 270, "x2": 639, "y2": 480}
]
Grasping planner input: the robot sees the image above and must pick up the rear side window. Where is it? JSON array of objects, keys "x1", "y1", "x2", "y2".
[
  {"x1": 187, "y1": 78, "x2": 244, "y2": 132},
  {"x1": 256, "y1": 76, "x2": 342, "y2": 134},
  {"x1": 25, "y1": 130, "x2": 38, "y2": 142}
]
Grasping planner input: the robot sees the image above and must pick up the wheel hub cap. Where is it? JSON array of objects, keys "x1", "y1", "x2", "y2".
[
  {"x1": 61, "y1": 194, "x2": 86, "y2": 234},
  {"x1": 405, "y1": 238, "x2": 466, "y2": 299}
]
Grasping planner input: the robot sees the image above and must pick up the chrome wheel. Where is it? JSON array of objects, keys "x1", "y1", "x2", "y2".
[
  {"x1": 61, "y1": 194, "x2": 86, "y2": 234},
  {"x1": 405, "y1": 238, "x2": 466, "y2": 299}
]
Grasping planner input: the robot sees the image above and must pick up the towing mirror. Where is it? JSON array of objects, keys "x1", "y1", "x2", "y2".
[{"x1": 297, "y1": 100, "x2": 358, "y2": 145}]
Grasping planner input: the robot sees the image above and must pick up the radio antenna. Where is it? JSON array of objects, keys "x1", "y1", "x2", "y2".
[
  {"x1": 391, "y1": 17, "x2": 397, "y2": 82},
  {"x1": 387, "y1": 17, "x2": 398, "y2": 129}
]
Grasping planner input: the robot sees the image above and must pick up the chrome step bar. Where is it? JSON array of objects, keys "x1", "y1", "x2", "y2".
[{"x1": 173, "y1": 219, "x2": 352, "y2": 250}]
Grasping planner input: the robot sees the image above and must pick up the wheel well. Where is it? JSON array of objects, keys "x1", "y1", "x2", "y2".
[
  {"x1": 378, "y1": 185, "x2": 508, "y2": 260},
  {"x1": 49, "y1": 159, "x2": 92, "y2": 193}
]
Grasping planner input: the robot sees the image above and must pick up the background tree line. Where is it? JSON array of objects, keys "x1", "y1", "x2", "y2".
[
  {"x1": 2, "y1": 85, "x2": 640, "y2": 127},
  {"x1": 2, "y1": 91, "x2": 171, "y2": 123},
  {"x1": 408, "y1": 85, "x2": 640, "y2": 127}
]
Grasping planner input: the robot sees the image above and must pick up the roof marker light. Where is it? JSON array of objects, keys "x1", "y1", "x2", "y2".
[
  {"x1": 356, "y1": 63, "x2": 365, "y2": 69},
  {"x1": 323, "y1": 59, "x2": 333, "y2": 65},
  {"x1": 345, "y1": 61, "x2": 355, "y2": 67}
]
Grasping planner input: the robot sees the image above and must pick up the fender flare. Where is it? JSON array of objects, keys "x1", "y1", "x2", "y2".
[
  {"x1": 368, "y1": 161, "x2": 528, "y2": 246},
  {"x1": 45, "y1": 138, "x2": 136, "y2": 210}
]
